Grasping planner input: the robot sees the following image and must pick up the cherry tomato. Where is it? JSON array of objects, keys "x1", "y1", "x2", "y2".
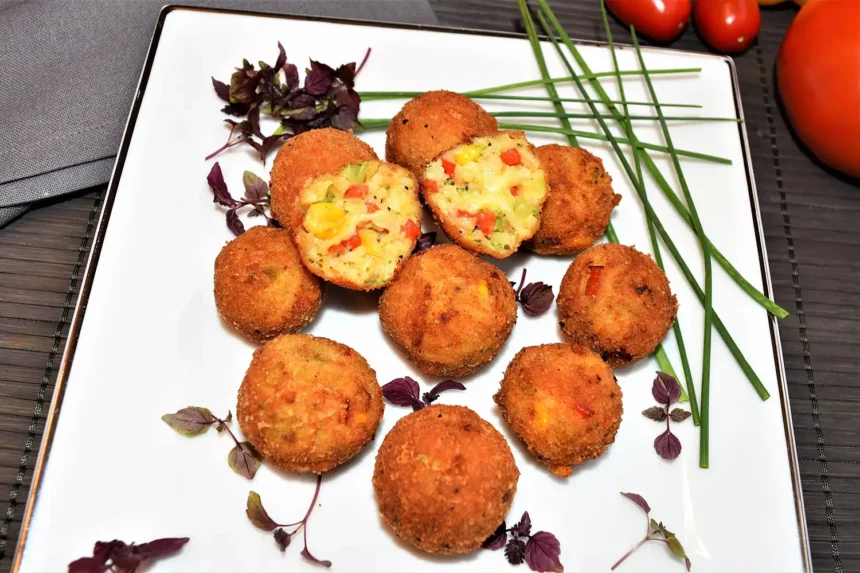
[
  {"x1": 694, "y1": 0, "x2": 761, "y2": 53},
  {"x1": 475, "y1": 211, "x2": 497, "y2": 235},
  {"x1": 344, "y1": 184, "x2": 368, "y2": 199},
  {"x1": 441, "y1": 158, "x2": 457, "y2": 178},
  {"x1": 403, "y1": 219, "x2": 421, "y2": 240},
  {"x1": 778, "y1": 0, "x2": 860, "y2": 177},
  {"x1": 500, "y1": 148, "x2": 522, "y2": 166},
  {"x1": 605, "y1": 0, "x2": 691, "y2": 43}
]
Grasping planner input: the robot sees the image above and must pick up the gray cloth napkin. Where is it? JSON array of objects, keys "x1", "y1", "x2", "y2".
[{"x1": 0, "y1": 0, "x2": 438, "y2": 227}]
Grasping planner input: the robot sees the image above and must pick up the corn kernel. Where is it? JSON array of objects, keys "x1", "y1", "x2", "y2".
[
  {"x1": 477, "y1": 281, "x2": 489, "y2": 298},
  {"x1": 359, "y1": 229, "x2": 381, "y2": 256},
  {"x1": 304, "y1": 203, "x2": 345, "y2": 240},
  {"x1": 455, "y1": 145, "x2": 479, "y2": 165}
]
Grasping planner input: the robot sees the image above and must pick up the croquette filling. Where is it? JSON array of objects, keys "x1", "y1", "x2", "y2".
[
  {"x1": 298, "y1": 161, "x2": 421, "y2": 287},
  {"x1": 423, "y1": 133, "x2": 548, "y2": 254}
]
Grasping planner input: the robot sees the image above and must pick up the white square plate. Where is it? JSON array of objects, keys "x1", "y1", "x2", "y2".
[{"x1": 16, "y1": 6, "x2": 809, "y2": 572}]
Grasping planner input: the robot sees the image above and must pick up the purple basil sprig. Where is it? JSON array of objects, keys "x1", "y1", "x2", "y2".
[
  {"x1": 611, "y1": 493, "x2": 691, "y2": 571},
  {"x1": 642, "y1": 372, "x2": 691, "y2": 460},
  {"x1": 206, "y1": 162, "x2": 278, "y2": 236},
  {"x1": 381, "y1": 376, "x2": 465, "y2": 411},
  {"x1": 246, "y1": 476, "x2": 331, "y2": 568},
  {"x1": 482, "y1": 511, "x2": 563, "y2": 573},
  {"x1": 511, "y1": 269, "x2": 554, "y2": 317},
  {"x1": 162, "y1": 406, "x2": 261, "y2": 479},
  {"x1": 208, "y1": 42, "x2": 369, "y2": 162},
  {"x1": 413, "y1": 231, "x2": 437, "y2": 253},
  {"x1": 68, "y1": 537, "x2": 189, "y2": 573}
]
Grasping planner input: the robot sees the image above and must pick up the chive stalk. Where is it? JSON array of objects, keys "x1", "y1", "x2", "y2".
[
  {"x1": 492, "y1": 111, "x2": 741, "y2": 122},
  {"x1": 600, "y1": 1, "x2": 699, "y2": 424},
  {"x1": 534, "y1": 0, "x2": 770, "y2": 404},
  {"x1": 361, "y1": 91, "x2": 702, "y2": 109}
]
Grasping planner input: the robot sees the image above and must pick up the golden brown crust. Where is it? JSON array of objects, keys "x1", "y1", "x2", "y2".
[
  {"x1": 556, "y1": 243, "x2": 678, "y2": 367},
  {"x1": 236, "y1": 334, "x2": 384, "y2": 473},
  {"x1": 269, "y1": 128, "x2": 378, "y2": 226},
  {"x1": 529, "y1": 145, "x2": 621, "y2": 255},
  {"x1": 385, "y1": 91, "x2": 498, "y2": 178},
  {"x1": 378, "y1": 244, "x2": 517, "y2": 376},
  {"x1": 213, "y1": 226, "x2": 324, "y2": 343},
  {"x1": 372, "y1": 405, "x2": 519, "y2": 554},
  {"x1": 494, "y1": 343, "x2": 623, "y2": 476}
]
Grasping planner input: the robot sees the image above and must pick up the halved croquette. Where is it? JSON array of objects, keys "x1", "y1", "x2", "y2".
[
  {"x1": 494, "y1": 343, "x2": 623, "y2": 477},
  {"x1": 373, "y1": 405, "x2": 519, "y2": 554},
  {"x1": 557, "y1": 243, "x2": 678, "y2": 367},
  {"x1": 292, "y1": 160, "x2": 422, "y2": 290},
  {"x1": 529, "y1": 145, "x2": 621, "y2": 255},
  {"x1": 421, "y1": 132, "x2": 548, "y2": 259},
  {"x1": 378, "y1": 244, "x2": 517, "y2": 377},
  {"x1": 269, "y1": 128, "x2": 378, "y2": 226},
  {"x1": 385, "y1": 90, "x2": 498, "y2": 179},
  {"x1": 236, "y1": 334, "x2": 384, "y2": 474},
  {"x1": 214, "y1": 226, "x2": 323, "y2": 343}
]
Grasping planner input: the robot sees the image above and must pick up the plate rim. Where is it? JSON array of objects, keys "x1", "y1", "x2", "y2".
[{"x1": 11, "y1": 5, "x2": 812, "y2": 571}]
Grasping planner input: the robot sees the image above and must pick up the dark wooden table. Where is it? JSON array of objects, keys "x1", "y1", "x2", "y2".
[{"x1": 0, "y1": 2, "x2": 857, "y2": 571}]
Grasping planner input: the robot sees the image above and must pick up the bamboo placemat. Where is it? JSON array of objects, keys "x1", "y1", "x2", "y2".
[{"x1": 1, "y1": 2, "x2": 857, "y2": 571}]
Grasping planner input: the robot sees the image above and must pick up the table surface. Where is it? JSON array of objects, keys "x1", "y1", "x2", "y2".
[{"x1": 0, "y1": 2, "x2": 856, "y2": 572}]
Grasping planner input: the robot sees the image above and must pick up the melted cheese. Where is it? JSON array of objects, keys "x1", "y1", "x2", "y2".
[{"x1": 423, "y1": 133, "x2": 547, "y2": 256}]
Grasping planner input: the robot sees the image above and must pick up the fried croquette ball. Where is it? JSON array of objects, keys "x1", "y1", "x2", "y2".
[
  {"x1": 213, "y1": 226, "x2": 323, "y2": 343},
  {"x1": 557, "y1": 243, "x2": 678, "y2": 367},
  {"x1": 529, "y1": 145, "x2": 621, "y2": 255},
  {"x1": 292, "y1": 160, "x2": 422, "y2": 290},
  {"x1": 385, "y1": 90, "x2": 498, "y2": 178},
  {"x1": 378, "y1": 244, "x2": 517, "y2": 377},
  {"x1": 422, "y1": 132, "x2": 549, "y2": 259},
  {"x1": 237, "y1": 334, "x2": 384, "y2": 473},
  {"x1": 269, "y1": 128, "x2": 378, "y2": 225},
  {"x1": 373, "y1": 405, "x2": 519, "y2": 554},
  {"x1": 494, "y1": 343, "x2": 623, "y2": 477}
]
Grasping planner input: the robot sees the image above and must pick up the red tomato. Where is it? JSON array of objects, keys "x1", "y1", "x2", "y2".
[
  {"x1": 475, "y1": 211, "x2": 496, "y2": 235},
  {"x1": 605, "y1": 0, "x2": 691, "y2": 42},
  {"x1": 500, "y1": 148, "x2": 521, "y2": 166},
  {"x1": 423, "y1": 179, "x2": 438, "y2": 193},
  {"x1": 441, "y1": 158, "x2": 457, "y2": 178},
  {"x1": 344, "y1": 184, "x2": 368, "y2": 199},
  {"x1": 694, "y1": 0, "x2": 761, "y2": 53},
  {"x1": 778, "y1": 0, "x2": 860, "y2": 177},
  {"x1": 403, "y1": 219, "x2": 421, "y2": 239}
]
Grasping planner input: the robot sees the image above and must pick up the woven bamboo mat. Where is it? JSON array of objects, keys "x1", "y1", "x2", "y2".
[{"x1": 1, "y1": 2, "x2": 857, "y2": 571}]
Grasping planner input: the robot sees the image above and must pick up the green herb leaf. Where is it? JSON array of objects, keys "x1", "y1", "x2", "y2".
[
  {"x1": 666, "y1": 536, "x2": 692, "y2": 571},
  {"x1": 246, "y1": 491, "x2": 279, "y2": 531},
  {"x1": 243, "y1": 171, "x2": 269, "y2": 203},
  {"x1": 228, "y1": 441, "x2": 262, "y2": 479},
  {"x1": 161, "y1": 407, "x2": 216, "y2": 436},
  {"x1": 642, "y1": 406, "x2": 667, "y2": 422}
]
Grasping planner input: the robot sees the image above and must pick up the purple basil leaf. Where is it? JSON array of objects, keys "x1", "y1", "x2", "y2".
[
  {"x1": 505, "y1": 538, "x2": 527, "y2": 565},
  {"x1": 246, "y1": 491, "x2": 279, "y2": 531},
  {"x1": 330, "y1": 107, "x2": 357, "y2": 132},
  {"x1": 642, "y1": 406, "x2": 667, "y2": 422},
  {"x1": 228, "y1": 441, "x2": 261, "y2": 479},
  {"x1": 653, "y1": 372, "x2": 681, "y2": 405},
  {"x1": 482, "y1": 521, "x2": 507, "y2": 550},
  {"x1": 518, "y1": 282, "x2": 554, "y2": 317},
  {"x1": 620, "y1": 492, "x2": 651, "y2": 514},
  {"x1": 207, "y1": 163, "x2": 235, "y2": 208},
  {"x1": 382, "y1": 377, "x2": 424, "y2": 411},
  {"x1": 654, "y1": 429, "x2": 682, "y2": 460},
  {"x1": 247, "y1": 106, "x2": 263, "y2": 138},
  {"x1": 512, "y1": 511, "x2": 532, "y2": 537},
  {"x1": 525, "y1": 531, "x2": 563, "y2": 573},
  {"x1": 301, "y1": 547, "x2": 332, "y2": 568},
  {"x1": 333, "y1": 62, "x2": 357, "y2": 88},
  {"x1": 221, "y1": 102, "x2": 250, "y2": 117},
  {"x1": 229, "y1": 67, "x2": 258, "y2": 104},
  {"x1": 212, "y1": 77, "x2": 230, "y2": 102},
  {"x1": 133, "y1": 537, "x2": 189, "y2": 558},
  {"x1": 274, "y1": 42, "x2": 287, "y2": 73},
  {"x1": 284, "y1": 63, "x2": 299, "y2": 90},
  {"x1": 413, "y1": 232, "x2": 437, "y2": 253},
  {"x1": 282, "y1": 106, "x2": 318, "y2": 122},
  {"x1": 669, "y1": 408, "x2": 692, "y2": 423},
  {"x1": 685, "y1": 557, "x2": 692, "y2": 571},
  {"x1": 108, "y1": 546, "x2": 141, "y2": 570},
  {"x1": 227, "y1": 208, "x2": 245, "y2": 237},
  {"x1": 289, "y1": 93, "x2": 316, "y2": 109},
  {"x1": 67, "y1": 557, "x2": 109, "y2": 573},
  {"x1": 274, "y1": 528, "x2": 290, "y2": 552},
  {"x1": 161, "y1": 406, "x2": 216, "y2": 437},
  {"x1": 304, "y1": 68, "x2": 332, "y2": 95},
  {"x1": 242, "y1": 171, "x2": 269, "y2": 203},
  {"x1": 92, "y1": 540, "x2": 125, "y2": 562},
  {"x1": 423, "y1": 380, "x2": 466, "y2": 405}
]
